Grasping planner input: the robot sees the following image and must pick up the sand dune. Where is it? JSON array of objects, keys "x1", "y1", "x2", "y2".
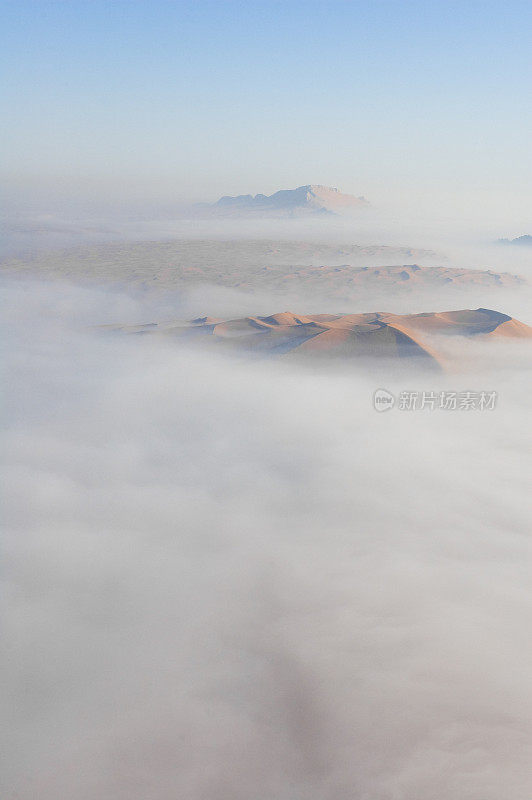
[
  {"x1": 1, "y1": 239, "x2": 524, "y2": 304},
  {"x1": 1, "y1": 239, "x2": 439, "y2": 286},
  {"x1": 109, "y1": 308, "x2": 531, "y2": 370}
]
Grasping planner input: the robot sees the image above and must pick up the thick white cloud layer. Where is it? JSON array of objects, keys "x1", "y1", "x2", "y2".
[{"x1": 2, "y1": 279, "x2": 531, "y2": 799}]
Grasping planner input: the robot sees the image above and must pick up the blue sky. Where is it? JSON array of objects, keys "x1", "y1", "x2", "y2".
[{"x1": 1, "y1": 0, "x2": 531, "y2": 207}]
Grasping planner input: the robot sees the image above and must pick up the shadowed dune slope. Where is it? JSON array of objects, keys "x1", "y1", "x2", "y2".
[{"x1": 107, "y1": 308, "x2": 532, "y2": 369}]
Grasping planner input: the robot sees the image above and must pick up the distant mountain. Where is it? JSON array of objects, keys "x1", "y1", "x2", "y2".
[
  {"x1": 497, "y1": 234, "x2": 532, "y2": 246},
  {"x1": 201, "y1": 185, "x2": 368, "y2": 217}
]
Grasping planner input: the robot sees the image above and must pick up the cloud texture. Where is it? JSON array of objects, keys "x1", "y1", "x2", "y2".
[{"x1": 1, "y1": 279, "x2": 531, "y2": 799}]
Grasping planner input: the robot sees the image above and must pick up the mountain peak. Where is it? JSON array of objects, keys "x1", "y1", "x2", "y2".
[
  {"x1": 213, "y1": 185, "x2": 368, "y2": 216},
  {"x1": 497, "y1": 234, "x2": 532, "y2": 246}
]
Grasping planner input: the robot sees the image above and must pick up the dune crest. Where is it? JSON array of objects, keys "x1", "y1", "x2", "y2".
[{"x1": 109, "y1": 308, "x2": 531, "y2": 370}]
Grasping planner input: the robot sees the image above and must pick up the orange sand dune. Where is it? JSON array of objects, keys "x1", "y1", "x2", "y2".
[{"x1": 111, "y1": 308, "x2": 531, "y2": 369}]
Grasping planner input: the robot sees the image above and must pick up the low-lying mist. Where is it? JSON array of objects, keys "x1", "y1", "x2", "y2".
[
  {"x1": 2, "y1": 190, "x2": 532, "y2": 288},
  {"x1": 2, "y1": 278, "x2": 531, "y2": 799}
]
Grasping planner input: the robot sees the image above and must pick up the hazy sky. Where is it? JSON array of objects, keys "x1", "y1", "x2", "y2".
[{"x1": 1, "y1": 0, "x2": 531, "y2": 209}]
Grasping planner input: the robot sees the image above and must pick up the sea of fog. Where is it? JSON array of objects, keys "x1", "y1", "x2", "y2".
[{"x1": 2, "y1": 276, "x2": 531, "y2": 800}]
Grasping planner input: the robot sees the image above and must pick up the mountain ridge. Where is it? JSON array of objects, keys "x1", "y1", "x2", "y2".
[
  {"x1": 206, "y1": 184, "x2": 368, "y2": 216},
  {"x1": 498, "y1": 234, "x2": 532, "y2": 246}
]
